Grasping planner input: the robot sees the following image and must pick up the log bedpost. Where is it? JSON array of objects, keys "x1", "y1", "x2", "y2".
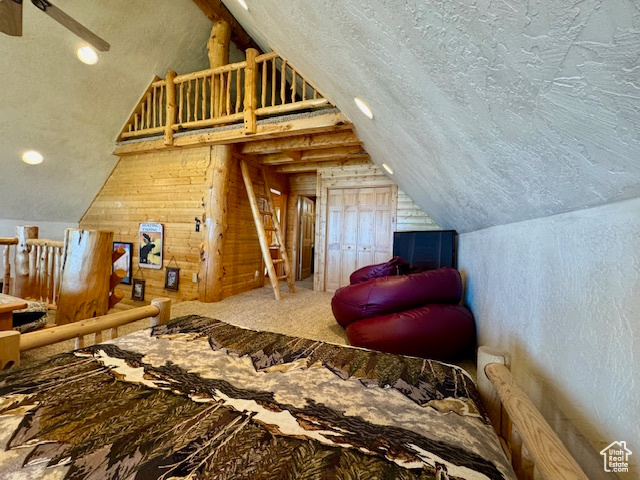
[
  {"x1": 56, "y1": 229, "x2": 113, "y2": 325},
  {"x1": 164, "y1": 70, "x2": 177, "y2": 146},
  {"x1": 14, "y1": 225, "x2": 38, "y2": 298},
  {"x1": 244, "y1": 48, "x2": 258, "y2": 134},
  {"x1": 0, "y1": 330, "x2": 20, "y2": 370},
  {"x1": 199, "y1": 146, "x2": 231, "y2": 302},
  {"x1": 150, "y1": 297, "x2": 171, "y2": 327}
]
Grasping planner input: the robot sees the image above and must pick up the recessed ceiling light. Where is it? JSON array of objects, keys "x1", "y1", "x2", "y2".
[
  {"x1": 22, "y1": 150, "x2": 44, "y2": 165},
  {"x1": 382, "y1": 163, "x2": 394, "y2": 175},
  {"x1": 354, "y1": 97, "x2": 374, "y2": 119},
  {"x1": 76, "y1": 46, "x2": 99, "y2": 65},
  {"x1": 236, "y1": 0, "x2": 249, "y2": 10}
]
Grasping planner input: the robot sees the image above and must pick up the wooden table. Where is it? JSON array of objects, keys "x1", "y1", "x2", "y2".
[{"x1": 0, "y1": 297, "x2": 28, "y2": 331}]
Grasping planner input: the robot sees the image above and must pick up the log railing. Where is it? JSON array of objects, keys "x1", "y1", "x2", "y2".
[
  {"x1": 0, "y1": 298, "x2": 171, "y2": 370},
  {"x1": 25, "y1": 238, "x2": 64, "y2": 305},
  {"x1": 118, "y1": 50, "x2": 331, "y2": 143},
  {"x1": 0, "y1": 237, "x2": 18, "y2": 295},
  {"x1": 120, "y1": 78, "x2": 168, "y2": 139}
]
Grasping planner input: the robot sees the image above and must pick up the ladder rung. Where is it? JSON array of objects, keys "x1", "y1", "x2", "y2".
[
  {"x1": 277, "y1": 275, "x2": 288, "y2": 280},
  {"x1": 265, "y1": 227, "x2": 276, "y2": 232},
  {"x1": 272, "y1": 259, "x2": 284, "y2": 264},
  {"x1": 259, "y1": 210, "x2": 272, "y2": 215}
]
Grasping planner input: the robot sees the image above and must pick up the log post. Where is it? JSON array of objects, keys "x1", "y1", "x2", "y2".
[
  {"x1": 199, "y1": 146, "x2": 231, "y2": 302},
  {"x1": 150, "y1": 297, "x2": 171, "y2": 327},
  {"x1": 164, "y1": 70, "x2": 177, "y2": 146},
  {"x1": 208, "y1": 21, "x2": 231, "y2": 68},
  {"x1": 244, "y1": 48, "x2": 259, "y2": 134},
  {"x1": 56, "y1": 229, "x2": 113, "y2": 325},
  {"x1": 14, "y1": 226, "x2": 38, "y2": 298},
  {"x1": 198, "y1": 20, "x2": 232, "y2": 303},
  {"x1": 0, "y1": 331, "x2": 20, "y2": 370},
  {"x1": 2, "y1": 245, "x2": 10, "y2": 294}
]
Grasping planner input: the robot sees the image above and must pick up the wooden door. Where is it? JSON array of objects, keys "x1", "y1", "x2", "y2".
[
  {"x1": 325, "y1": 187, "x2": 394, "y2": 291},
  {"x1": 298, "y1": 196, "x2": 315, "y2": 280}
]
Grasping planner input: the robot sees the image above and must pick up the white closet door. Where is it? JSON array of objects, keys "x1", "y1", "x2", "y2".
[{"x1": 325, "y1": 186, "x2": 393, "y2": 291}]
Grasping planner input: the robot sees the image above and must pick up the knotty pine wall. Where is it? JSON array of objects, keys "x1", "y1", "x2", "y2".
[
  {"x1": 223, "y1": 160, "x2": 287, "y2": 298},
  {"x1": 81, "y1": 148, "x2": 209, "y2": 308},
  {"x1": 81, "y1": 148, "x2": 287, "y2": 309},
  {"x1": 283, "y1": 165, "x2": 441, "y2": 289}
]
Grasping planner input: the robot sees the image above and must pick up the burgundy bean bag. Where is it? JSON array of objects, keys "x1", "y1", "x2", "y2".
[
  {"x1": 332, "y1": 267, "x2": 462, "y2": 328},
  {"x1": 346, "y1": 304, "x2": 475, "y2": 360},
  {"x1": 349, "y1": 256, "x2": 411, "y2": 285}
]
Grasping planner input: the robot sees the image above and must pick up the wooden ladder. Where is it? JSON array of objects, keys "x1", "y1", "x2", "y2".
[{"x1": 239, "y1": 159, "x2": 296, "y2": 300}]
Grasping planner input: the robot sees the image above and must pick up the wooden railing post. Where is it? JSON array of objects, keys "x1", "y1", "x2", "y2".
[
  {"x1": 2, "y1": 244, "x2": 11, "y2": 294},
  {"x1": 244, "y1": 48, "x2": 259, "y2": 134},
  {"x1": 164, "y1": 70, "x2": 177, "y2": 146},
  {"x1": 14, "y1": 226, "x2": 38, "y2": 299}
]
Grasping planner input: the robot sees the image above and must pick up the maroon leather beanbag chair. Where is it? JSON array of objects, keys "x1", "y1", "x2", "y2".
[
  {"x1": 332, "y1": 267, "x2": 462, "y2": 328},
  {"x1": 349, "y1": 256, "x2": 411, "y2": 285},
  {"x1": 346, "y1": 304, "x2": 475, "y2": 360}
]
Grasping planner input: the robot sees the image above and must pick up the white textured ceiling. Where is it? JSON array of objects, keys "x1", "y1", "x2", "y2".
[
  {"x1": 1, "y1": 0, "x2": 639, "y2": 233},
  {"x1": 223, "y1": 0, "x2": 640, "y2": 232},
  {"x1": 0, "y1": 0, "x2": 211, "y2": 223}
]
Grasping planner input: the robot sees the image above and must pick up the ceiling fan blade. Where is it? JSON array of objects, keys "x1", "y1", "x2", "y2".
[
  {"x1": 0, "y1": 0, "x2": 23, "y2": 37},
  {"x1": 32, "y1": 0, "x2": 110, "y2": 51}
]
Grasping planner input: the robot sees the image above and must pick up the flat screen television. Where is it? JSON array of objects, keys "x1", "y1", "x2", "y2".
[{"x1": 393, "y1": 230, "x2": 457, "y2": 270}]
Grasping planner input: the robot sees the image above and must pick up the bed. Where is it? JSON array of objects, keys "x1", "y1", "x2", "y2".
[{"x1": 0, "y1": 313, "x2": 516, "y2": 480}]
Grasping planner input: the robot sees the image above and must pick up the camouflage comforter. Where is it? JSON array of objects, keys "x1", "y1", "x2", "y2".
[{"x1": 0, "y1": 315, "x2": 515, "y2": 480}]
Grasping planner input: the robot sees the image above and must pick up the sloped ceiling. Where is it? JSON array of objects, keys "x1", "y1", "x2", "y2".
[
  {"x1": 1, "y1": 0, "x2": 638, "y2": 233},
  {"x1": 0, "y1": 0, "x2": 211, "y2": 223},
  {"x1": 223, "y1": 0, "x2": 640, "y2": 232}
]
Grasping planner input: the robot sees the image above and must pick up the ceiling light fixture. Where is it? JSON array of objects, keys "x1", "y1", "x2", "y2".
[
  {"x1": 354, "y1": 97, "x2": 374, "y2": 119},
  {"x1": 236, "y1": 0, "x2": 249, "y2": 10},
  {"x1": 76, "y1": 45, "x2": 99, "y2": 65},
  {"x1": 382, "y1": 163, "x2": 394, "y2": 175},
  {"x1": 22, "y1": 150, "x2": 44, "y2": 165}
]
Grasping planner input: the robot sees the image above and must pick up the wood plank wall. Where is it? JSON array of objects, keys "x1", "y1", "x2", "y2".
[
  {"x1": 223, "y1": 160, "x2": 287, "y2": 298},
  {"x1": 81, "y1": 149, "x2": 288, "y2": 308},
  {"x1": 80, "y1": 147, "x2": 210, "y2": 308},
  {"x1": 282, "y1": 165, "x2": 441, "y2": 291}
]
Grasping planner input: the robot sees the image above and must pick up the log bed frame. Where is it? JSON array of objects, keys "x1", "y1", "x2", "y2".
[{"x1": 0, "y1": 305, "x2": 587, "y2": 479}]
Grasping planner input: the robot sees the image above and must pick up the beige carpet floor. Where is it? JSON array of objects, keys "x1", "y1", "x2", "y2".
[{"x1": 20, "y1": 278, "x2": 475, "y2": 376}]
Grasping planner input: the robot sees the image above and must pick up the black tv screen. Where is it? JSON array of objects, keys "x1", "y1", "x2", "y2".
[{"x1": 393, "y1": 230, "x2": 457, "y2": 270}]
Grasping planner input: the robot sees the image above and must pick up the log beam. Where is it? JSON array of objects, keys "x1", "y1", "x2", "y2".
[
  {"x1": 240, "y1": 131, "x2": 361, "y2": 155},
  {"x1": 273, "y1": 157, "x2": 373, "y2": 174},
  {"x1": 113, "y1": 112, "x2": 352, "y2": 156},
  {"x1": 192, "y1": 0, "x2": 260, "y2": 53}
]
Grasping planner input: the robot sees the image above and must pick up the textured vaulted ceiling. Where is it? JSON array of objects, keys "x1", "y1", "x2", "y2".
[
  {"x1": 224, "y1": 0, "x2": 640, "y2": 232},
  {"x1": 1, "y1": 0, "x2": 639, "y2": 233},
  {"x1": 0, "y1": 0, "x2": 211, "y2": 223}
]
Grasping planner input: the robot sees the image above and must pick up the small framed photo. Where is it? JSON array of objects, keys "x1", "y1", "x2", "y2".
[
  {"x1": 113, "y1": 242, "x2": 133, "y2": 285},
  {"x1": 131, "y1": 279, "x2": 146, "y2": 301},
  {"x1": 164, "y1": 267, "x2": 180, "y2": 291},
  {"x1": 139, "y1": 223, "x2": 163, "y2": 269}
]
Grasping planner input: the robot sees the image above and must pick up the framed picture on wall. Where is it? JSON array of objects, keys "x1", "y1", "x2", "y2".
[
  {"x1": 164, "y1": 267, "x2": 180, "y2": 291},
  {"x1": 113, "y1": 242, "x2": 133, "y2": 285},
  {"x1": 139, "y1": 223, "x2": 163, "y2": 269},
  {"x1": 131, "y1": 279, "x2": 146, "y2": 301}
]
